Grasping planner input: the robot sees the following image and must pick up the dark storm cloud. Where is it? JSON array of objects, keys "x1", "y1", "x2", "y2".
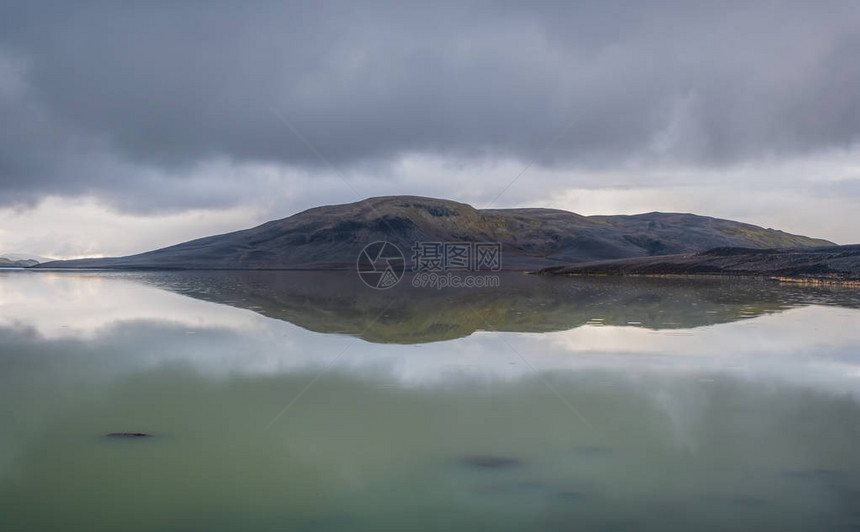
[{"x1": 0, "y1": 1, "x2": 859, "y2": 209}]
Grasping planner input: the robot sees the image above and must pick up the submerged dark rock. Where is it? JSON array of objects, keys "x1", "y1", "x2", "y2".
[
  {"x1": 572, "y1": 445, "x2": 612, "y2": 456},
  {"x1": 554, "y1": 489, "x2": 593, "y2": 502},
  {"x1": 782, "y1": 468, "x2": 846, "y2": 481},
  {"x1": 460, "y1": 455, "x2": 523, "y2": 469}
]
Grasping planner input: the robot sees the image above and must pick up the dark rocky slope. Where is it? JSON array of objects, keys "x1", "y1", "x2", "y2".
[{"x1": 539, "y1": 245, "x2": 860, "y2": 283}]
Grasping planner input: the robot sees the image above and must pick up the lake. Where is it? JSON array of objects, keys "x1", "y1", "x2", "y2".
[{"x1": 1, "y1": 270, "x2": 860, "y2": 531}]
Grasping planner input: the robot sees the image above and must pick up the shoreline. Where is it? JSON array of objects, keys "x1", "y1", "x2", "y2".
[{"x1": 535, "y1": 271, "x2": 860, "y2": 287}]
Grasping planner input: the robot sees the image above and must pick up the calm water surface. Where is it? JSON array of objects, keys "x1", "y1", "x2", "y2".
[{"x1": 1, "y1": 271, "x2": 860, "y2": 531}]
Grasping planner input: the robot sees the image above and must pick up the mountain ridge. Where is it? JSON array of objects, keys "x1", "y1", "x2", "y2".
[
  {"x1": 0, "y1": 257, "x2": 40, "y2": 268},
  {"x1": 33, "y1": 196, "x2": 834, "y2": 271},
  {"x1": 0, "y1": 252, "x2": 55, "y2": 268}
]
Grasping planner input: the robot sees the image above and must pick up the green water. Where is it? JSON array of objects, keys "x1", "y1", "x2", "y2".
[{"x1": 2, "y1": 271, "x2": 860, "y2": 531}]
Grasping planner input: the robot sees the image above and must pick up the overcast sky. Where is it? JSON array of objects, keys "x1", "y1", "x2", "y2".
[{"x1": 1, "y1": 1, "x2": 859, "y2": 258}]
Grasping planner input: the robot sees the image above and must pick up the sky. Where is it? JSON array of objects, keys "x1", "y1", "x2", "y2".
[{"x1": 0, "y1": 1, "x2": 859, "y2": 258}]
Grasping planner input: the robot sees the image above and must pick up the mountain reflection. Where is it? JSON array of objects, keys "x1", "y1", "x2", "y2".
[{"x1": 128, "y1": 271, "x2": 860, "y2": 344}]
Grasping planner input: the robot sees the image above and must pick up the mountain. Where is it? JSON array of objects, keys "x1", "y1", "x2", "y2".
[
  {"x1": 0, "y1": 253, "x2": 54, "y2": 268},
  {"x1": 0, "y1": 257, "x2": 39, "y2": 268},
  {"x1": 35, "y1": 196, "x2": 834, "y2": 271},
  {"x1": 0, "y1": 252, "x2": 54, "y2": 263},
  {"x1": 539, "y1": 245, "x2": 860, "y2": 283}
]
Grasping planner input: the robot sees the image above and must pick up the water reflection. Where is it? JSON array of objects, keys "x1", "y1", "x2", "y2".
[
  {"x1": 124, "y1": 270, "x2": 860, "y2": 343},
  {"x1": 2, "y1": 271, "x2": 860, "y2": 531}
]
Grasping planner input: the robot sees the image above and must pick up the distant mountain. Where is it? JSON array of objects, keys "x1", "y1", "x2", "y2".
[
  {"x1": 0, "y1": 257, "x2": 40, "y2": 268},
  {"x1": 0, "y1": 252, "x2": 54, "y2": 263},
  {"x1": 35, "y1": 196, "x2": 834, "y2": 271},
  {"x1": 539, "y1": 245, "x2": 860, "y2": 282},
  {"x1": 0, "y1": 253, "x2": 54, "y2": 267}
]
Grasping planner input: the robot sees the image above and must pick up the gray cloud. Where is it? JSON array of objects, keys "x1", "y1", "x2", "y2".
[{"x1": 0, "y1": 1, "x2": 859, "y2": 210}]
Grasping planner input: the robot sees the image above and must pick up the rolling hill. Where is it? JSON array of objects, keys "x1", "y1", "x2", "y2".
[{"x1": 34, "y1": 196, "x2": 834, "y2": 271}]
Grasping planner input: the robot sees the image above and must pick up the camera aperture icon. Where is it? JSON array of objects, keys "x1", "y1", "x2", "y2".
[{"x1": 357, "y1": 241, "x2": 405, "y2": 289}]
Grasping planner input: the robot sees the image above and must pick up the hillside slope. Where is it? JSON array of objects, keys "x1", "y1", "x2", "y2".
[
  {"x1": 35, "y1": 196, "x2": 834, "y2": 270},
  {"x1": 539, "y1": 245, "x2": 860, "y2": 282}
]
